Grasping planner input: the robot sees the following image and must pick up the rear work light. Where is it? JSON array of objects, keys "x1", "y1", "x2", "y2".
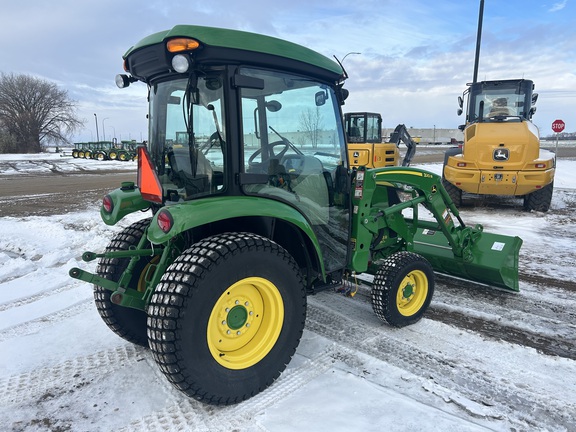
[
  {"x1": 157, "y1": 210, "x2": 173, "y2": 233},
  {"x1": 102, "y1": 194, "x2": 114, "y2": 213},
  {"x1": 457, "y1": 162, "x2": 467, "y2": 167},
  {"x1": 535, "y1": 163, "x2": 546, "y2": 169}
]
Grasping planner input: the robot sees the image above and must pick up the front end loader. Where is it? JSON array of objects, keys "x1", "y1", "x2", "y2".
[
  {"x1": 69, "y1": 25, "x2": 522, "y2": 405},
  {"x1": 443, "y1": 79, "x2": 555, "y2": 211}
]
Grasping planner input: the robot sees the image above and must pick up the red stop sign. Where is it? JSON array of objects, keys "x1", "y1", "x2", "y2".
[{"x1": 552, "y1": 119, "x2": 565, "y2": 133}]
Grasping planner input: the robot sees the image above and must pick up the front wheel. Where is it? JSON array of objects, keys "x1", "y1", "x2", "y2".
[
  {"x1": 372, "y1": 251, "x2": 434, "y2": 327},
  {"x1": 147, "y1": 232, "x2": 306, "y2": 405}
]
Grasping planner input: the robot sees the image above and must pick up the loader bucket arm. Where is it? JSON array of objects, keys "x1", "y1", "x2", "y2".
[
  {"x1": 349, "y1": 166, "x2": 522, "y2": 291},
  {"x1": 388, "y1": 124, "x2": 417, "y2": 167}
]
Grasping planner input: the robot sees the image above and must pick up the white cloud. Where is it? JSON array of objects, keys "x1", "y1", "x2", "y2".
[{"x1": 549, "y1": 0, "x2": 568, "y2": 12}]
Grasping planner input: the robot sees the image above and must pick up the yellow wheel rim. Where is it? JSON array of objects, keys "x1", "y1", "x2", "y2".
[
  {"x1": 396, "y1": 270, "x2": 428, "y2": 317},
  {"x1": 207, "y1": 277, "x2": 284, "y2": 370}
]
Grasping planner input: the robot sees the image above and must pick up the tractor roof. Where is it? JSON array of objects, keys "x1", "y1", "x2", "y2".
[{"x1": 123, "y1": 25, "x2": 343, "y2": 81}]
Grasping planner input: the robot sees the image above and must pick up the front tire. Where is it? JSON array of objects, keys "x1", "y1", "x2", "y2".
[
  {"x1": 94, "y1": 218, "x2": 153, "y2": 347},
  {"x1": 147, "y1": 232, "x2": 306, "y2": 405},
  {"x1": 372, "y1": 251, "x2": 434, "y2": 327}
]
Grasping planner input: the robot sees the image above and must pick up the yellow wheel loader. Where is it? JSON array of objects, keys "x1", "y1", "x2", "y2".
[
  {"x1": 443, "y1": 79, "x2": 555, "y2": 211},
  {"x1": 345, "y1": 112, "x2": 416, "y2": 168}
]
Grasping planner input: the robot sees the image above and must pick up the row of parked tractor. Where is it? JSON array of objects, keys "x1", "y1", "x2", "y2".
[{"x1": 71, "y1": 141, "x2": 141, "y2": 161}]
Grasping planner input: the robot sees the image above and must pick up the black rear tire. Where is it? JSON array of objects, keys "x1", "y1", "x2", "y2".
[
  {"x1": 94, "y1": 218, "x2": 152, "y2": 347},
  {"x1": 523, "y1": 182, "x2": 553, "y2": 212},
  {"x1": 147, "y1": 232, "x2": 306, "y2": 405},
  {"x1": 372, "y1": 251, "x2": 434, "y2": 327}
]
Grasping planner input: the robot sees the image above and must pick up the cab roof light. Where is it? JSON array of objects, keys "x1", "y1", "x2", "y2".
[{"x1": 166, "y1": 38, "x2": 201, "y2": 53}]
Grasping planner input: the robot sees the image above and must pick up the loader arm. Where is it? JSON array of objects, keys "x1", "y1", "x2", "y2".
[
  {"x1": 349, "y1": 166, "x2": 522, "y2": 291},
  {"x1": 388, "y1": 124, "x2": 417, "y2": 166}
]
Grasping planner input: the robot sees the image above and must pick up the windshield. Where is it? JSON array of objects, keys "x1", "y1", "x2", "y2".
[
  {"x1": 239, "y1": 67, "x2": 349, "y2": 272},
  {"x1": 467, "y1": 81, "x2": 532, "y2": 123},
  {"x1": 148, "y1": 74, "x2": 226, "y2": 202}
]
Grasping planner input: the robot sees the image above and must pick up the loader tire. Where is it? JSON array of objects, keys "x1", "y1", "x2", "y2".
[
  {"x1": 372, "y1": 251, "x2": 434, "y2": 327},
  {"x1": 442, "y1": 178, "x2": 462, "y2": 207},
  {"x1": 523, "y1": 182, "x2": 553, "y2": 212},
  {"x1": 147, "y1": 232, "x2": 306, "y2": 405},
  {"x1": 94, "y1": 218, "x2": 153, "y2": 347}
]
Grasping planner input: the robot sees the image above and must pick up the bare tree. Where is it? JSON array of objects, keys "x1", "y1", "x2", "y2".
[
  {"x1": 0, "y1": 73, "x2": 84, "y2": 153},
  {"x1": 299, "y1": 107, "x2": 323, "y2": 149}
]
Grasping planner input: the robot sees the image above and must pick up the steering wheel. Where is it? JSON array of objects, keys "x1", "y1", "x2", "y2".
[{"x1": 248, "y1": 140, "x2": 290, "y2": 168}]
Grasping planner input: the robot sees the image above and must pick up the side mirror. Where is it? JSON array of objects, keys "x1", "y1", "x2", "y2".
[
  {"x1": 457, "y1": 108, "x2": 463, "y2": 116},
  {"x1": 532, "y1": 92, "x2": 539, "y2": 105},
  {"x1": 457, "y1": 96, "x2": 463, "y2": 108},
  {"x1": 266, "y1": 100, "x2": 282, "y2": 112},
  {"x1": 315, "y1": 91, "x2": 327, "y2": 106}
]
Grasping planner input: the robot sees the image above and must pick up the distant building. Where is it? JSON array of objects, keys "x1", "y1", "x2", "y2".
[{"x1": 383, "y1": 127, "x2": 464, "y2": 145}]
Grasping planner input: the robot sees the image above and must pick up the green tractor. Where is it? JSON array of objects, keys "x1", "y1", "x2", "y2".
[{"x1": 70, "y1": 25, "x2": 522, "y2": 405}]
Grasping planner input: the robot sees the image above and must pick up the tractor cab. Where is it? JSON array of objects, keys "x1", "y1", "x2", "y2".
[{"x1": 116, "y1": 26, "x2": 352, "y2": 274}]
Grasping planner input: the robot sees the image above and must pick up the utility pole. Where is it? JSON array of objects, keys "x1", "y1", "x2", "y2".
[
  {"x1": 472, "y1": 0, "x2": 485, "y2": 83},
  {"x1": 94, "y1": 113, "x2": 100, "y2": 142}
]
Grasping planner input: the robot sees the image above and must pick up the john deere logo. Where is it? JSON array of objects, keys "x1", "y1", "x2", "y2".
[{"x1": 493, "y1": 148, "x2": 509, "y2": 161}]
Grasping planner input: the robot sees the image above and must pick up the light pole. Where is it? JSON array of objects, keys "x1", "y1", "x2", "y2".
[
  {"x1": 102, "y1": 118, "x2": 109, "y2": 142},
  {"x1": 342, "y1": 51, "x2": 361, "y2": 63},
  {"x1": 93, "y1": 113, "x2": 99, "y2": 142}
]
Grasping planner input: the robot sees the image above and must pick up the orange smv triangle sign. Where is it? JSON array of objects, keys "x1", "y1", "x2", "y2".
[{"x1": 137, "y1": 146, "x2": 163, "y2": 203}]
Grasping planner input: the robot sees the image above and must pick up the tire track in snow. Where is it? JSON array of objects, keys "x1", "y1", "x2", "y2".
[
  {"x1": 0, "y1": 344, "x2": 144, "y2": 406},
  {"x1": 0, "y1": 299, "x2": 92, "y2": 342},
  {"x1": 305, "y1": 293, "x2": 576, "y2": 431},
  {"x1": 120, "y1": 347, "x2": 336, "y2": 431},
  {"x1": 0, "y1": 281, "x2": 86, "y2": 312},
  {"x1": 356, "y1": 274, "x2": 576, "y2": 360}
]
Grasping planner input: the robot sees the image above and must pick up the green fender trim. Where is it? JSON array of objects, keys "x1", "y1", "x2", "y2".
[
  {"x1": 100, "y1": 183, "x2": 149, "y2": 226},
  {"x1": 147, "y1": 195, "x2": 326, "y2": 275}
]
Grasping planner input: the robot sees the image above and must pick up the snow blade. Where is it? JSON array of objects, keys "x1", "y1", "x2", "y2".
[{"x1": 412, "y1": 228, "x2": 522, "y2": 292}]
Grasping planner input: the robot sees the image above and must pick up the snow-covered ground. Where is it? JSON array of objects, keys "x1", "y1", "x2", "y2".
[{"x1": 1, "y1": 153, "x2": 575, "y2": 431}]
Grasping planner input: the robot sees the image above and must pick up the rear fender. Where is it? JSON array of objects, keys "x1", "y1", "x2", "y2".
[
  {"x1": 147, "y1": 195, "x2": 326, "y2": 276},
  {"x1": 100, "y1": 184, "x2": 150, "y2": 226}
]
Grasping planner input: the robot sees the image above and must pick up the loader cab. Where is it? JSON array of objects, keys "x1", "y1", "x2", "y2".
[
  {"x1": 458, "y1": 79, "x2": 538, "y2": 125},
  {"x1": 345, "y1": 112, "x2": 382, "y2": 143},
  {"x1": 344, "y1": 112, "x2": 401, "y2": 168}
]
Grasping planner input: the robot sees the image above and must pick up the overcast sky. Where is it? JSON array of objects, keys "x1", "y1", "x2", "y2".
[{"x1": 1, "y1": 0, "x2": 574, "y2": 143}]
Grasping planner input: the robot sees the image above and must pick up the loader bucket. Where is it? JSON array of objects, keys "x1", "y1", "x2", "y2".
[{"x1": 412, "y1": 228, "x2": 522, "y2": 292}]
